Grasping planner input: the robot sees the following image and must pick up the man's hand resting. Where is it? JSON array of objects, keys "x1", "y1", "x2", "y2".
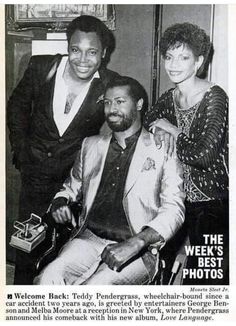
[
  {"x1": 101, "y1": 227, "x2": 164, "y2": 272},
  {"x1": 50, "y1": 197, "x2": 76, "y2": 227},
  {"x1": 101, "y1": 237, "x2": 145, "y2": 272}
]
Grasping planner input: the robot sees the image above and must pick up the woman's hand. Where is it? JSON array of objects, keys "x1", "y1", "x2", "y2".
[
  {"x1": 150, "y1": 126, "x2": 176, "y2": 158},
  {"x1": 150, "y1": 118, "x2": 181, "y2": 139},
  {"x1": 150, "y1": 119, "x2": 181, "y2": 140}
]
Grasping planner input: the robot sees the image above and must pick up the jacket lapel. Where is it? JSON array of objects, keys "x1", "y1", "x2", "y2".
[
  {"x1": 85, "y1": 133, "x2": 112, "y2": 213},
  {"x1": 84, "y1": 129, "x2": 154, "y2": 213},
  {"x1": 124, "y1": 128, "x2": 152, "y2": 197},
  {"x1": 39, "y1": 56, "x2": 63, "y2": 136},
  {"x1": 44, "y1": 54, "x2": 63, "y2": 119}
]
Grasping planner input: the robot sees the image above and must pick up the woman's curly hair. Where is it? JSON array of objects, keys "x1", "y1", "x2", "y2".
[{"x1": 159, "y1": 22, "x2": 213, "y2": 77}]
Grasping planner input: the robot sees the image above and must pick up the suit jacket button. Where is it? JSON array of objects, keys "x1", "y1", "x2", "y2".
[
  {"x1": 58, "y1": 138, "x2": 64, "y2": 143},
  {"x1": 47, "y1": 152, "x2": 52, "y2": 157}
]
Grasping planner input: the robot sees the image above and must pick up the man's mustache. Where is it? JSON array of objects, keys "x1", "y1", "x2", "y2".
[{"x1": 106, "y1": 113, "x2": 123, "y2": 118}]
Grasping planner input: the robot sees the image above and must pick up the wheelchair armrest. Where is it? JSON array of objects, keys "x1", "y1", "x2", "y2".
[{"x1": 35, "y1": 227, "x2": 57, "y2": 271}]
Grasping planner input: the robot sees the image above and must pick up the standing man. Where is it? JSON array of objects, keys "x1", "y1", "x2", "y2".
[
  {"x1": 7, "y1": 15, "x2": 119, "y2": 284},
  {"x1": 35, "y1": 76, "x2": 185, "y2": 285}
]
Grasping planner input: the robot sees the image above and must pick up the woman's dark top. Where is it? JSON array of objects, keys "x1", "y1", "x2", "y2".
[{"x1": 144, "y1": 85, "x2": 228, "y2": 203}]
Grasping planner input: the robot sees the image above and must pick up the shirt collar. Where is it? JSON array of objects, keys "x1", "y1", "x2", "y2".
[
  {"x1": 93, "y1": 71, "x2": 100, "y2": 79},
  {"x1": 111, "y1": 128, "x2": 142, "y2": 147}
]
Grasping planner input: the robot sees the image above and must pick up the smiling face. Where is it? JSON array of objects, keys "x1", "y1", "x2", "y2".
[
  {"x1": 164, "y1": 44, "x2": 201, "y2": 84},
  {"x1": 68, "y1": 30, "x2": 105, "y2": 81},
  {"x1": 104, "y1": 85, "x2": 142, "y2": 132}
]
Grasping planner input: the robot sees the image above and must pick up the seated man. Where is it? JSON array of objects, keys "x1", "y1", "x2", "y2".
[{"x1": 35, "y1": 76, "x2": 185, "y2": 285}]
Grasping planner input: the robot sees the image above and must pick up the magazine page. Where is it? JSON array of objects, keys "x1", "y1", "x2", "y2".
[{"x1": 1, "y1": 1, "x2": 236, "y2": 325}]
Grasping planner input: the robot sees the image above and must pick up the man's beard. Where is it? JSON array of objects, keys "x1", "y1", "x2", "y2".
[{"x1": 106, "y1": 112, "x2": 136, "y2": 132}]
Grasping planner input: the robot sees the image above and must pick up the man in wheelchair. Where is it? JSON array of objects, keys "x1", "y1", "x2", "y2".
[{"x1": 34, "y1": 76, "x2": 185, "y2": 285}]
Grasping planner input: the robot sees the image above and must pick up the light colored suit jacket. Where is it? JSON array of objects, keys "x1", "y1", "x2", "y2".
[{"x1": 56, "y1": 128, "x2": 185, "y2": 244}]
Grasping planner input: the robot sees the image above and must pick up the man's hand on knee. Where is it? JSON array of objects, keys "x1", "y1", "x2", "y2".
[
  {"x1": 101, "y1": 237, "x2": 145, "y2": 272},
  {"x1": 101, "y1": 227, "x2": 164, "y2": 272}
]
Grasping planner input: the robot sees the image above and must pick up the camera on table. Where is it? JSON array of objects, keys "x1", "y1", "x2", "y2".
[{"x1": 10, "y1": 213, "x2": 48, "y2": 253}]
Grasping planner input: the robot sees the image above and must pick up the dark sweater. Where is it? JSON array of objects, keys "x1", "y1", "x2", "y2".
[{"x1": 144, "y1": 85, "x2": 228, "y2": 202}]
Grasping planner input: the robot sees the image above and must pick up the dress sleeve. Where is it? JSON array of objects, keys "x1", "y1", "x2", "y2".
[
  {"x1": 143, "y1": 90, "x2": 176, "y2": 129},
  {"x1": 176, "y1": 86, "x2": 228, "y2": 170}
]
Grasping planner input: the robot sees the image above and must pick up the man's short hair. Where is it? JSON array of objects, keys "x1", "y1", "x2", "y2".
[
  {"x1": 105, "y1": 76, "x2": 149, "y2": 117},
  {"x1": 66, "y1": 15, "x2": 115, "y2": 65}
]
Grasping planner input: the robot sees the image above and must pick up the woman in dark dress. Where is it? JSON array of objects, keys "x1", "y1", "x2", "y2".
[{"x1": 144, "y1": 23, "x2": 228, "y2": 285}]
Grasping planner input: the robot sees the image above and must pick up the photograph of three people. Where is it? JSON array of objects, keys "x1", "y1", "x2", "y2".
[{"x1": 5, "y1": 4, "x2": 228, "y2": 286}]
